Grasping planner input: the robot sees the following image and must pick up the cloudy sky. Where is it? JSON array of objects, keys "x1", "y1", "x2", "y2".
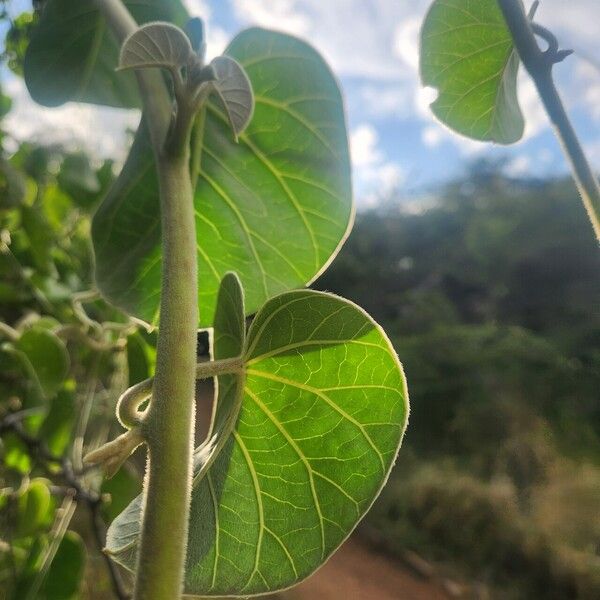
[{"x1": 2, "y1": 0, "x2": 600, "y2": 206}]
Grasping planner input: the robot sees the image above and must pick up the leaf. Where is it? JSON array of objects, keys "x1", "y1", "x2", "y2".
[
  {"x1": 38, "y1": 389, "x2": 76, "y2": 457},
  {"x1": 15, "y1": 328, "x2": 70, "y2": 398},
  {"x1": 119, "y1": 22, "x2": 192, "y2": 72},
  {"x1": 42, "y1": 531, "x2": 86, "y2": 599},
  {"x1": 106, "y1": 286, "x2": 409, "y2": 596},
  {"x1": 210, "y1": 56, "x2": 254, "y2": 139},
  {"x1": 93, "y1": 28, "x2": 353, "y2": 327},
  {"x1": 420, "y1": 0, "x2": 524, "y2": 144},
  {"x1": 23, "y1": 0, "x2": 188, "y2": 108},
  {"x1": 17, "y1": 479, "x2": 52, "y2": 537}
]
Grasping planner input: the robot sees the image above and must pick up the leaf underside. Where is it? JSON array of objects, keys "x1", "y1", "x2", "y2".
[
  {"x1": 420, "y1": 0, "x2": 524, "y2": 144},
  {"x1": 106, "y1": 279, "x2": 409, "y2": 597},
  {"x1": 24, "y1": 0, "x2": 188, "y2": 108},
  {"x1": 210, "y1": 56, "x2": 255, "y2": 138},
  {"x1": 119, "y1": 22, "x2": 193, "y2": 72},
  {"x1": 92, "y1": 28, "x2": 353, "y2": 328}
]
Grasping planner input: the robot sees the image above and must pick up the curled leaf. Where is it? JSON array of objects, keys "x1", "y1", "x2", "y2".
[
  {"x1": 119, "y1": 22, "x2": 193, "y2": 73},
  {"x1": 209, "y1": 56, "x2": 255, "y2": 139}
]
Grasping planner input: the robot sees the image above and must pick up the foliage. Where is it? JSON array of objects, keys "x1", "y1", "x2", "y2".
[
  {"x1": 420, "y1": 0, "x2": 524, "y2": 143},
  {"x1": 2, "y1": 1, "x2": 404, "y2": 598},
  {"x1": 317, "y1": 168, "x2": 600, "y2": 598}
]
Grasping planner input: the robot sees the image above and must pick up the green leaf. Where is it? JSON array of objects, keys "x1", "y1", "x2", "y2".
[
  {"x1": 23, "y1": 0, "x2": 188, "y2": 108},
  {"x1": 15, "y1": 328, "x2": 70, "y2": 398},
  {"x1": 209, "y1": 56, "x2": 254, "y2": 139},
  {"x1": 106, "y1": 286, "x2": 408, "y2": 596},
  {"x1": 17, "y1": 479, "x2": 52, "y2": 537},
  {"x1": 93, "y1": 28, "x2": 353, "y2": 327},
  {"x1": 420, "y1": 0, "x2": 524, "y2": 144},
  {"x1": 38, "y1": 389, "x2": 76, "y2": 457},
  {"x1": 42, "y1": 531, "x2": 86, "y2": 599},
  {"x1": 118, "y1": 22, "x2": 193, "y2": 72}
]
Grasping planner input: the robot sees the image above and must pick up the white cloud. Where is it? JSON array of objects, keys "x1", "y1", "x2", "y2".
[
  {"x1": 350, "y1": 124, "x2": 382, "y2": 168},
  {"x1": 3, "y1": 77, "x2": 138, "y2": 161},
  {"x1": 350, "y1": 124, "x2": 404, "y2": 205},
  {"x1": 231, "y1": 0, "x2": 311, "y2": 36}
]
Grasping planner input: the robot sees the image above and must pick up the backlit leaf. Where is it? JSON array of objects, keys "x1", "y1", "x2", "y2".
[
  {"x1": 106, "y1": 285, "x2": 408, "y2": 596},
  {"x1": 420, "y1": 0, "x2": 524, "y2": 144},
  {"x1": 93, "y1": 28, "x2": 353, "y2": 327},
  {"x1": 23, "y1": 0, "x2": 188, "y2": 107}
]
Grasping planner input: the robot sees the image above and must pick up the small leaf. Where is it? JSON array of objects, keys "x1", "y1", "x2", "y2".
[
  {"x1": 119, "y1": 22, "x2": 193, "y2": 72},
  {"x1": 15, "y1": 328, "x2": 70, "y2": 398},
  {"x1": 210, "y1": 56, "x2": 254, "y2": 139},
  {"x1": 106, "y1": 285, "x2": 409, "y2": 596},
  {"x1": 17, "y1": 479, "x2": 52, "y2": 537},
  {"x1": 420, "y1": 0, "x2": 524, "y2": 144}
]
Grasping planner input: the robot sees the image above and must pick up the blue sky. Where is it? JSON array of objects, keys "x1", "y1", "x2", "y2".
[{"x1": 3, "y1": 0, "x2": 600, "y2": 206}]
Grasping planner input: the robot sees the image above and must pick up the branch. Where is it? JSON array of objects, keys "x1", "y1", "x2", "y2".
[
  {"x1": 0, "y1": 413, "x2": 130, "y2": 600},
  {"x1": 498, "y1": 0, "x2": 600, "y2": 242}
]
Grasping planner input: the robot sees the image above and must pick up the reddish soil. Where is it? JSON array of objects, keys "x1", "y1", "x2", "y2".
[{"x1": 278, "y1": 537, "x2": 449, "y2": 600}]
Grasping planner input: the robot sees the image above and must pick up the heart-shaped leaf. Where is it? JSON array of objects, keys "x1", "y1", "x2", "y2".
[
  {"x1": 119, "y1": 22, "x2": 193, "y2": 72},
  {"x1": 92, "y1": 28, "x2": 353, "y2": 327},
  {"x1": 420, "y1": 0, "x2": 524, "y2": 144},
  {"x1": 106, "y1": 281, "x2": 409, "y2": 596},
  {"x1": 210, "y1": 56, "x2": 255, "y2": 139},
  {"x1": 24, "y1": 0, "x2": 188, "y2": 107}
]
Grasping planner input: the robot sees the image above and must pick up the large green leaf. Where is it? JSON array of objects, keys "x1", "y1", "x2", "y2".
[
  {"x1": 23, "y1": 0, "x2": 188, "y2": 107},
  {"x1": 106, "y1": 283, "x2": 408, "y2": 596},
  {"x1": 92, "y1": 28, "x2": 353, "y2": 327},
  {"x1": 420, "y1": 0, "x2": 524, "y2": 144}
]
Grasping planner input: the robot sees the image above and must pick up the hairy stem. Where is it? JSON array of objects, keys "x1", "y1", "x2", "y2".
[
  {"x1": 95, "y1": 1, "x2": 200, "y2": 598},
  {"x1": 93, "y1": 0, "x2": 171, "y2": 148},
  {"x1": 133, "y1": 144, "x2": 198, "y2": 600},
  {"x1": 498, "y1": 0, "x2": 600, "y2": 242}
]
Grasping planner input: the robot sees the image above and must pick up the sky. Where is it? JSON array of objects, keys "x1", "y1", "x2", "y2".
[{"x1": 2, "y1": 0, "x2": 600, "y2": 207}]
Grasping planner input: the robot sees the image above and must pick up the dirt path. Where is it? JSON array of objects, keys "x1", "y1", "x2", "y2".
[{"x1": 278, "y1": 536, "x2": 450, "y2": 600}]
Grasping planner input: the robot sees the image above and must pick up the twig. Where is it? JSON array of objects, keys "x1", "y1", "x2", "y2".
[{"x1": 498, "y1": 0, "x2": 600, "y2": 241}]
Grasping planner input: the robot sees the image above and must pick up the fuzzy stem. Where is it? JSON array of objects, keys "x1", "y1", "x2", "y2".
[
  {"x1": 94, "y1": 2, "x2": 199, "y2": 598},
  {"x1": 133, "y1": 143, "x2": 198, "y2": 600},
  {"x1": 498, "y1": 0, "x2": 600, "y2": 242}
]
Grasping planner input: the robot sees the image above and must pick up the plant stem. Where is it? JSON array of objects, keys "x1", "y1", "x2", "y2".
[
  {"x1": 498, "y1": 0, "x2": 600, "y2": 242},
  {"x1": 95, "y1": 2, "x2": 200, "y2": 598},
  {"x1": 133, "y1": 143, "x2": 198, "y2": 600},
  {"x1": 93, "y1": 0, "x2": 171, "y2": 148}
]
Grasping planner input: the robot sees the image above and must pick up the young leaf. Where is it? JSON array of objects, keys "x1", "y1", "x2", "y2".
[
  {"x1": 106, "y1": 287, "x2": 409, "y2": 596},
  {"x1": 420, "y1": 0, "x2": 524, "y2": 144},
  {"x1": 93, "y1": 28, "x2": 353, "y2": 327},
  {"x1": 23, "y1": 0, "x2": 189, "y2": 107},
  {"x1": 209, "y1": 56, "x2": 254, "y2": 139},
  {"x1": 119, "y1": 22, "x2": 193, "y2": 72}
]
